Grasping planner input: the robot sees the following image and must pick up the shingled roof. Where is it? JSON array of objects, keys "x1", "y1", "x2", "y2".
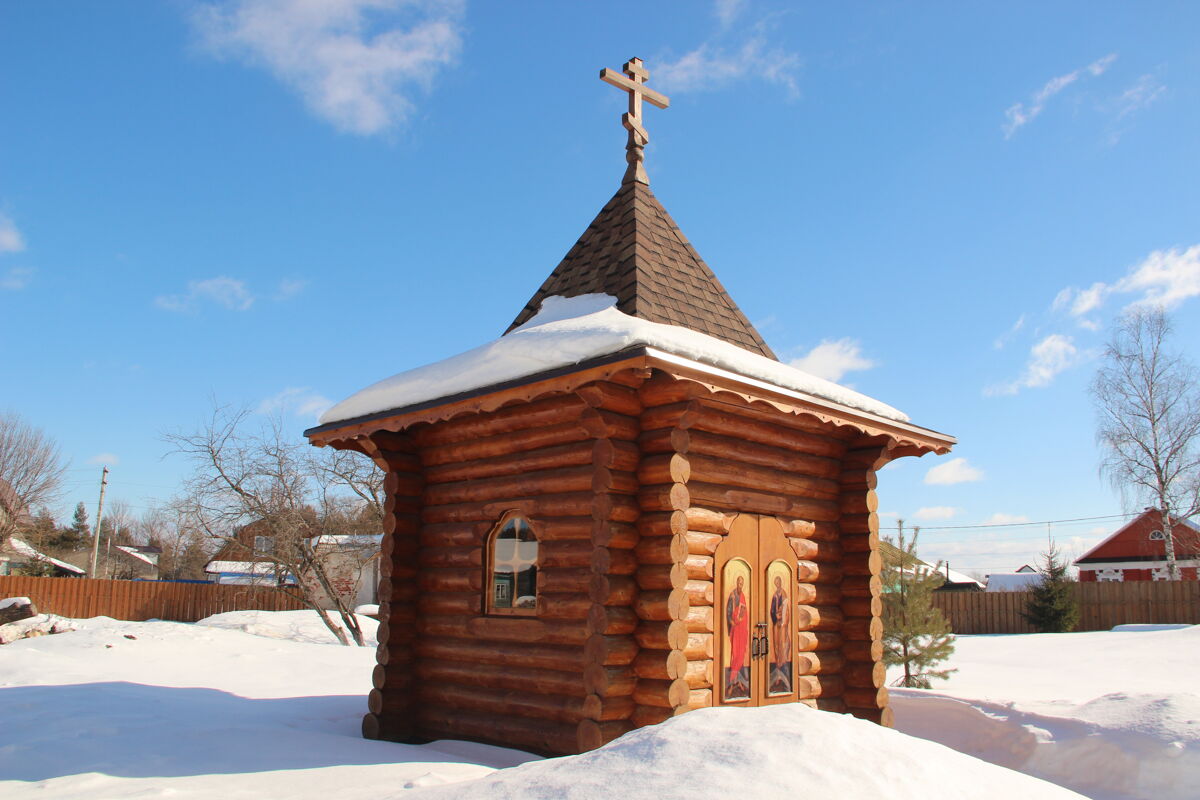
[{"x1": 505, "y1": 180, "x2": 777, "y2": 360}]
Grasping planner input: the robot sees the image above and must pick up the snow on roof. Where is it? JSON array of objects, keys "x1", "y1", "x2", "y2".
[
  {"x1": 319, "y1": 294, "x2": 910, "y2": 426},
  {"x1": 308, "y1": 534, "x2": 382, "y2": 547},
  {"x1": 5, "y1": 537, "x2": 86, "y2": 574},
  {"x1": 986, "y1": 572, "x2": 1042, "y2": 591},
  {"x1": 115, "y1": 545, "x2": 157, "y2": 566},
  {"x1": 204, "y1": 560, "x2": 284, "y2": 575}
]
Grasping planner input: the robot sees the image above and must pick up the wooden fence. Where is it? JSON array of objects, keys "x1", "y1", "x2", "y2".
[
  {"x1": 0, "y1": 576, "x2": 306, "y2": 623},
  {"x1": 933, "y1": 581, "x2": 1200, "y2": 634}
]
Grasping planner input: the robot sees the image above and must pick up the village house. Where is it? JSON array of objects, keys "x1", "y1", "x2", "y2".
[
  {"x1": 1074, "y1": 509, "x2": 1200, "y2": 582},
  {"x1": 305, "y1": 58, "x2": 954, "y2": 756}
]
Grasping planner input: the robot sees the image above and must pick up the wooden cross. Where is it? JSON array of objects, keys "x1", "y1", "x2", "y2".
[{"x1": 600, "y1": 57, "x2": 670, "y2": 185}]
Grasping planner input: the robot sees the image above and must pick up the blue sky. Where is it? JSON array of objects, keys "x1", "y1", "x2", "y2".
[{"x1": 2, "y1": 1, "x2": 1197, "y2": 575}]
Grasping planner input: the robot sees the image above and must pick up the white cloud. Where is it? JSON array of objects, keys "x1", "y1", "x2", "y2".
[
  {"x1": 258, "y1": 386, "x2": 334, "y2": 419},
  {"x1": 789, "y1": 338, "x2": 877, "y2": 382},
  {"x1": 657, "y1": 28, "x2": 800, "y2": 97},
  {"x1": 0, "y1": 267, "x2": 33, "y2": 291},
  {"x1": 1116, "y1": 74, "x2": 1166, "y2": 119},
  {"x1": 1003, "y1": 53, "x2": 1116, "y2": 138},
  {"x1": 993, "y1": 314, "x2": 1025, "y2": 350},
  {"x1": 924, "y1": 457, "x2": 984, "y2": 485},
  {"x1": 986, "y1": 333, "x2": 1080, "y2": 396},
  {"x1": 714, "y1": 0, "x2": 745, "y2": 27},
  {"x1": 276, "y1": 277, "x2": 308, "y2": 299},
  {"x1": 88, "y1": 453, "x2": 120, "y2": 466},
  {"x1": 914, "y1": 506, "x2": 959, "y2": 521},
  {"x1": 155, "y1": 276, "x2": 255, "y2": 312},
  {"x1": 1051, "y1": 244, "x2": 1200, "y2": 324},
  {"x1": 0, "y1": 213, "x2": 25, "y2": 253},
  {"x1": 981, "y1": 512, "x2": 1029, "y2": 526},
  {"x1": 193, "y1": 0, "x2": 464, "y2": 135}
]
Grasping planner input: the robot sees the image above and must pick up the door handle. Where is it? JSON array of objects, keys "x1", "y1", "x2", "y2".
[{"x1": 754, "y1": 622, "x2": 768, "y2": 660}]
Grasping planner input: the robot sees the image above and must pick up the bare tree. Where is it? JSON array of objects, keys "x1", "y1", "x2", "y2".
[
  {"x1": 0, "y1": 412, "x2": 69, "y2": 539},
  {"x1": 1092, "y1": 308, "x2": 1200, "y2": 579},
  {"x1": 164, "y1": 405, "x2": 384, "y2": 646}
]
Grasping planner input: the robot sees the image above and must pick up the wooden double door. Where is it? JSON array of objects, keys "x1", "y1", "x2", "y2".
[{"x1": 714, "y1": 514, "x2": 798, "y2": 706}]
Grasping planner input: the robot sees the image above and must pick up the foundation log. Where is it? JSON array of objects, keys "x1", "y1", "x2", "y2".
[{"x1": 633, "y1": 678, "x2": 691, "y2": 708}]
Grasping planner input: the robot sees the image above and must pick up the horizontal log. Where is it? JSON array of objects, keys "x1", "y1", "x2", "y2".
[
  {"x1": 842, "y1": 616, "x2": 884, "y2": 641},
  {"x1": 638, "y1": 510, "x2": 688, "y2": 537},
  {"x1": 588, "y1": 605, "x2": 639, "y2": 636},
  {"x1": 420, "y1": 546, "x2": 481, "y2": 569},
  {"x1": 361, "y1": 711, "x2": 411, "y2": 742},
  {"x1": 416, "y1": 706, "x2": 579, "y2": 756},
  {"x1": 639, "y1": 376, "x2": 706, "y2": 407},
  {"x1": 539, "y1": 539, "x2": 596, "y2": 568},
  {"x1": 788, "y1": 538, "x2": 842, "y2": 563},
  {"x1": 375, "y1": 642, "x2": 415, "y2": 667},
  {"x1": 685, "y1": 506, "x2": 732, "y2": 534},
  {"x1": 371, "y1": 663, "x2": 414, "y2": 690},
  {"x1": 839, "y1": 489, "x2": 879, "y2": 516},
  {"x1": 639, "y1": 401, "x2": 698, "y2": 432},
  {"x1": 686, "y1": 403, "x2": 849, "y2": 458},
  {"x1": 686, "y1": 482, "x2": 840, "y2": 522},
  {"x1": 844, "y1": 686, "x2": 889, "y2": 710},
  {"x1": 795, "y1": 631, "x2": 844, "y2": 652},
  {"x1": 687, "y1": 689, "x2": 713, "y2": 710},
  {"x1": 422, "y1": 421, "x2": 590, "y2": 467},
  {"x1": 637, "y1": 426, "x2": 691, "y2": 456},
  {"x1": 540, "y1": 593, "x2": 595, "y2": 620},
  {"x1": 843, "y1": 660, "x2": 887, "y2": 689},
  {"x1": 580, "y1": 695, "x2": 638, "y2": 723},
  {"x1": 418, "y1": 568, "x2": 481, "y2": 593},
  {"x1": 579, "y1": 408, "x2": 641, "y2": 441},
  {"x1": 583, "y1": 664, "x2": 637, "y2": 697},
  {"x1": 589, "y1": 575, "x2": 638, "y2": 606},
  {"x1": 633, "y1": 649, "x2": 688, "y2": 680},
  {"x1": 584, "y1": 634, "x2": 638, "y2": 666},
  {"x1": 422, "y1": 494, "x2": 592, "y2": 524},
  {"x1": 633, "y1": 620, "x2": 689, "y2": 651},
  {"x1": 416, "y1": 658, "x2": 582, "y2": 697},
  {"x1": 795, "y1": 604, "x2": 844, "y2": 632},
  {"x1": 534, "y1": 567, "x2": 593, "y2": 594},
  {"x1": 685, "y1": 580, "x2": 714, "y2": 606},
  {"x1": 635, "y1": 534, "x2": 688, "y2": 565},
  {"x1": 368, "y1": 687, "x2": 411, "y2": 715},
  {"x1": 592, "y1": 466, "x2": 639, "y2": 495},
  {"x1": 382, "y1": 512, "x2": 421, "y2": 537},
  {"x1": 686, "y1": 531, "x2": 723, "y2": 556},
  {"x1": 425, "y1": 465, "x2": 595, "y2": 506},
  {"x1": 794, "y1": 674, "x2": 845, "y2": 700},
  {"x1": 840, "y1": 575, "x2": 883, "y2": 599},
  {"x1": 684, "y1": 430, "x2": 841, "y2": 480},
  {"x1": 684, "y1": 632, "x2": 713, "y2": 659},
  {"x1": 838, "y1": 468, "x2": 877, "y2": 490},
  {"x1": 795, "y1": 560, "x2": 843, "y2": 584},
  {"x1": 687, "y1": 454, "x2": 840, "y2": 500},
  {"x1": 638, "y1": 483, "x2": 691, "y2": 513},
  {"x1": 839, "y1": 513, "x2": 879, "y2": 536},
  {"x1": 594, "y1": 438, "x2": 640, "y2": 472},
  {"x1": 841, "y1": 550, "x2": 882, "y2": 577},
  {"x1": 841, "y1": 532, "x2": 879, "y2": 555},
  {"x1": 841, "y1": 595, "x2": 883, "y2": 618},
  {"x1": 419, "y1": 522, "x2": 483, "y2": 547},
  {"x1": 630, "y1": 704, "x2": 676, "y2": 727},
  {"x1": 592, "y1": 522, "x2": 639, "y2": 550},
  {"x1": 843, "y1": 640, "x2": 884, "y2": 662},
  {"x1": 636, "y1": 563, "x2": 689, "y2": 591},
  {"x1": 795, "y1": 649, "x2": 845, "y2": 676},
  {"x1": 685, "y1": 554, "x2": 714, "y2": 580},
  {"x1": 841, "y1": 446, "x2": 889, "y2": 472},
  {"x1": 794, "y1": 582, "x2": 841, "y2": 605},
  {"x1": 424, "y1": 440, "x2": 594, "y2": 484},
  {"x1": 634, "y1": 589, "x2": 688, "y2": 622},
  {"x1": 420, "y1": 591, "x2": 480, "y2": 616},
  {"x1": 575, "y1": 382, "x2": 643, "y2": 417},
  {"x1": 684, "y1": 659, "x2": 712, "y2": 689},
  {"x1": 633, "y1": 678, "x2": 691, "y2": 708},
  {"x1": 416, "y1": 636, "x2": 582, "y2": 673},
  {"x1": 686, "y1": 605, "x2": 714, "y2": 633},
  {"x1": 420, "y1": 614, "x2": 589, "y2": 646},
  {"x1": 416, "y1": 395, "x2": 586, "y2": 446},
  {"x1": 638, "y1": 453, "x2": 692, "y2": 486}
]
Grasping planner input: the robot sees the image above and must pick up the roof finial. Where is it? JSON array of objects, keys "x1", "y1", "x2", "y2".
[{"x1": 600, "y1": 57, "x2": 670, "y2": 185}]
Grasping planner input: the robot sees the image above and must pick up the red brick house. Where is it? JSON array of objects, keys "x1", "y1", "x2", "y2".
[{"x1": 1075, "y1": 509, "x2": 1200, "y2": 582}]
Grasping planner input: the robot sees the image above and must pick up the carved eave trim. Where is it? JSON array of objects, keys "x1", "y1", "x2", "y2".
[{"x1": 641, "y1": 349, "x2": 955, "y2": 457}]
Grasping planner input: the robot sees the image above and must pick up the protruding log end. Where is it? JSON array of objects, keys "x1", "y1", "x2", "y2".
[{"x1": 362, "y1": 712, "x2": 381, "y2": 740}]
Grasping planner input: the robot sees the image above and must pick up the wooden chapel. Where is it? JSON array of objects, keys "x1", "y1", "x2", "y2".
[{"x1": 305, "y1": 57, "x2": 955, "y2": 756}]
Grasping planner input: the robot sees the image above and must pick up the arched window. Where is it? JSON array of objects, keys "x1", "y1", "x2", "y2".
[
  {"x1": 487, "y1": 513, "x2": 539, "y2": 615},
  {"x1": 1149, "y1": 529, "x2": 1166, "y2": 541}
]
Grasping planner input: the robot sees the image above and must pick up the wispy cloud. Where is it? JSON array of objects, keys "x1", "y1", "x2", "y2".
[
  {"x1": 1052, "y1": 244, "x2": 1200, "y2": 323},
  {"x1": 1115, "y1": 74, "x2": 1166, "y2": 120},
  {"x1": 0, "y1": 267, "x2": 34, "y2": 291},
  {"x1": 192, "y1": 0, "x2": 464, "y2": 136},
  {"x1": 914, "y1": 506, "x2": 959, "y2": 521},
  {"x1": 789, "y1": 338, "x2": 877, "y2": 382},
  {"x1": 258, "y1": 386, "x2": 334, "y2": 419},
  {"x1": 88, "y1": 453, "x2": 121, "y2": 466},
  {"x1": 981, "y1": 512, "x2": 1029, "y2": 525},
  {"x1": 993, "y1": 314, "x2": 1026, "y2": 350},
  {"x1": 656, "y1": 3, "x2": 800, "y2": 98},
  {"x1": 0, "y1": 213, "x2": 25, "y2": 253},
  {"x1": 924, "y1": 457, "x2": 984, "y2": 486},
  {"x1": 155, "y1": 276, "x2": 255, "y2": 312},
  {"x1": 986, "y1": 333, "x2": 1081, "y2": 396},
  {"x1": 275, "y1": 277, "x2": 308, "y2": 299},
  {"x1": 1003, "y1": 53, "x2": 1116, "y2": 138}
]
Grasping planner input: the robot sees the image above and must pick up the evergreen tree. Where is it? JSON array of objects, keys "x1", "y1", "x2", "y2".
[
  {"x1": 882, "y1": 523, "x2": 957, "y2": 688},
  {"x1": 69, "y1": 502, "x2": 91, "y2": 546},
  {"x1": 1022, "y1": 544, "x2": 1080, "y2": 632}
]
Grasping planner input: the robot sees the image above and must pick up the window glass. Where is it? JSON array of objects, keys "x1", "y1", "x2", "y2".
[
  {"x1": 254, "y1": 535, "x2": 273, "y2": 554},
  {"x1": 1149, "y1": 530, "x2": 1165, "y2": 540},
  {"x1": 490, "y1": 516, "x2": 538, "y2": 614}
]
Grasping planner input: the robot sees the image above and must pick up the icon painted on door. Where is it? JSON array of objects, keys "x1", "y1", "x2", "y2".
[
  {"x1": 722, "y1": 558, "x2": 752, "y2": 701},
  {"x1": 767, "y1": 559, "x2": 793, "y2": 695}
]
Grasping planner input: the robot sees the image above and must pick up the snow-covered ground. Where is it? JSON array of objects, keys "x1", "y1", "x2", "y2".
[
  {"x1": 890, "y1": 625, "x2": 1200, "y2": 800},
  {"x1": 0, "y1": 608, "x2": 1181, "y2": 800}
]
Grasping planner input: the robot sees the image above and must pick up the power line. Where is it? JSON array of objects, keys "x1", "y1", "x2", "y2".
[{"x1": 880, "y1": 512, "x2": 1134, "y2": 533}]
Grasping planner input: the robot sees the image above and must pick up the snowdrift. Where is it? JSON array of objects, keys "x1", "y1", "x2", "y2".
[
  {"x1": 409, "y1": 704, "x2": 1086, "y2": 800},
  {"x1": 196, "y1": 609, "x2": 380, "y2": 646}
]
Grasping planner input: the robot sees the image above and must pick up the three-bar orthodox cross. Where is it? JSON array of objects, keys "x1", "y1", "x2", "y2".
[{"x1": 600, "y1": 57, "x2": 670, "y2": 185}]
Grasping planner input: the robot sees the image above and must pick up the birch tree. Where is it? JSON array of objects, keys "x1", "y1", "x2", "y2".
[
  {"x1": 0, "y1": 412, "x2": 68, "y2": 538},
  {"x1": 1092, "y1": 308, "x2": 1200, "y2": 579}
]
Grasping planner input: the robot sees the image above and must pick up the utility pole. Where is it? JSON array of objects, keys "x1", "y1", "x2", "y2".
[{"x1": 89, "y1": 466, "x2": 109, "y2": 578}]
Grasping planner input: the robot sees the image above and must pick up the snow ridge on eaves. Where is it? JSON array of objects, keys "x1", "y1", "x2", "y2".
[{"x1": 319, "y1": 294, "x2": 908, "y2": 426}]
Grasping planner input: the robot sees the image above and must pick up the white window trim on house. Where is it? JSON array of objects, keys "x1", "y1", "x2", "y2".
[
  {"x1": 1078, "y1": 558, "x2": 1200, "y2": 572},
  {"x1": 1095, "y1": 568, "x2": 1124, "y2": 582},
  {"x1": 1149, "y1": 529, "x2": 1166, "y2": 540},
  {"x1": 1151, "y1": 566, "x2": 1171, "y2": 581}
]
